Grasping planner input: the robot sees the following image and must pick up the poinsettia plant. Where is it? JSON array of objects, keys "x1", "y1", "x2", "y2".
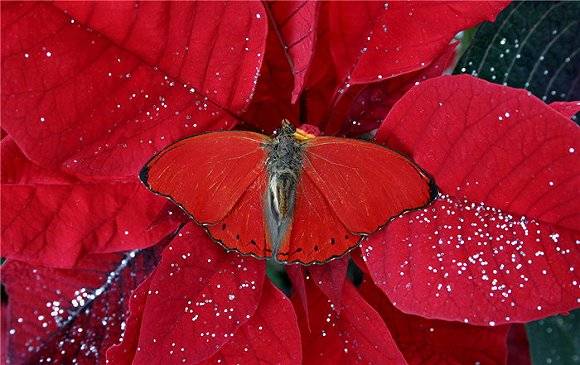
[{"x1": 2, "y1": 1, "x2": 579, "y2": 364}]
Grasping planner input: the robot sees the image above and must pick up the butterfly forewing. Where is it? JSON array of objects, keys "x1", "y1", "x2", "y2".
[
  {"x1": 140, "y1": 131, "x2": 269, "y2": 225},
  {"x1": 302, "y1": 137, "x2": 432, "y2": 234}
]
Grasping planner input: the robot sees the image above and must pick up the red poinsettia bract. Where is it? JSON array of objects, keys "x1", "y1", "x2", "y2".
[{"x1": 2, "y1": 2, "x2": 578, "y2": 364}]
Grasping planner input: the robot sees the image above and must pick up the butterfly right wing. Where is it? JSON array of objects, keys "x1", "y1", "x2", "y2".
[
  {"x1": 140, "y1": 131, "x2": 269, "y2": 226},
  {"x1": 276, "y1": 171, "x2": 359, "y2": 264},
  {"x1": 302, "y1": 137, "x2": 433, "y2": 234},
  {"x1": 276, "y1": 135, "x2": 433, "y2": 264}
]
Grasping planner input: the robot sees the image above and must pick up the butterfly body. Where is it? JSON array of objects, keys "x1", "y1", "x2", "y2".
[
  {"x1": 140, "y1": 121, "x2": 434, "y2": 265},
  {"x1": 264, "y1": 123, "x2": 304, "y2": 259}
]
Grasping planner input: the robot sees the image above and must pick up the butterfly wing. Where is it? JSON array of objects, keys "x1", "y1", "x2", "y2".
[
  {"x1": 277, "y1": 136, "x2": 433, "y2": 264},
  {"x1": 276, "y1": 171, "x2": 359, "y2": 264},
  {"x1": 205, "y1": 175, "x2": 271, "y2": 257},
  {"x1": 303, "y1": 137, "x2": 433, "y2": 234},
  {"x1": 140, "y1": 131, "x2": 271, "y2": 257}
]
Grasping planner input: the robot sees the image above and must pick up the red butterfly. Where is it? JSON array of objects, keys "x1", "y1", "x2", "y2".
[{"x1": 140, "y1": 121, "x2": 434, "y2": 264}]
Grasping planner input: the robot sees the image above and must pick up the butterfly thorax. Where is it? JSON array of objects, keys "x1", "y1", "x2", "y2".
[{"x1": 264, "y1": 123, "x2": 304, "y2": 258}]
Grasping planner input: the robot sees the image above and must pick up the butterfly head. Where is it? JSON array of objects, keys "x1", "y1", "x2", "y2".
[{"x1": 277, "y1": 119, "x2": 317, "y2": 141}]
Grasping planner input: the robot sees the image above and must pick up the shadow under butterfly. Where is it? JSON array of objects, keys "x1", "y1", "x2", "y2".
[{"x1": 139, "y1": 120, "x2": 436, "y2": 265}]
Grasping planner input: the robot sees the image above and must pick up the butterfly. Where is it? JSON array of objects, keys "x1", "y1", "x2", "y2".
[{"x1": 139, "y1": 121, "x2": 435, "y2": 265}]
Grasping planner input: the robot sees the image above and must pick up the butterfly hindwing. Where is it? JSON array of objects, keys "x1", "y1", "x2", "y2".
[
  {"x1": 206, "y1": 173, "x2": 270, "y2": 258},
  {"x1": 276, "y1": 171, "x2": 359, "y2": 264},
  {"x1": 302, "y1": 137, "x2": 433, "y2": 234}
]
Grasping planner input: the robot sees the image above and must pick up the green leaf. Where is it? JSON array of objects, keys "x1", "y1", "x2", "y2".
[
  {"x1": 525, "y1": 310, "x2": 580, "y2": 364},
  {"x1": 455, "y1": 1, "x2": 579, "y2": 103}
]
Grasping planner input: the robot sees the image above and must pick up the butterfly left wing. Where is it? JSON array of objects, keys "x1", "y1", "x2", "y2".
[
  {"x1": 141, "y1": 131, "x2": 273, "y2": 259},
  {"x1": 302, "y1": 137, "x2": 433, "y2": 235}
]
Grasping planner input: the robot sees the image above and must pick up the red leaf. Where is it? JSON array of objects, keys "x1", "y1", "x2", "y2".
[
  {"x1": 550, "y1": 101, "x2": 580, "y2": 119},
  {"x1": 360, "y1": 278, "x2": 510, "y2": 365},
  {"x1": 2, "y1": 2, "x2": 266, "y2": 177},
  {"x1": 112, "y1": 259, "x2": 300, "y2": 364},
  {"x1": 131, "y1": 224, "x2": 266, "y2": 364},
  {"x1": 1, "y1": 183, "x2": 176, "y2": 268},
  {"x1": 286, "y1": 265, "x2": 310, "y2": 323},
  {"x1": 351, "y1": 248, "x2": 370, "y2": 275},
  {"x1": 56, "y1": 1, "x2": 266, "y2": 114},
  {"x1": 327, "y1": 1, "x2": 507, "y2": 84},
  {"x1": 507, "y1": 324, "x2": 531, "y2": 365},
  {"x1": 305, "y1": 1, "x2": 505, "y2": 135},
  {"x1": 1, "y1": 294, "x2": 7, "y2": 365},
  {"x1": 368, "y1": 75, "x2": 580, "y2": 325},
  {"x1": 300, "y1": 279, "x2": 406, "y2": 365},
  {"x1": 267, "y1": 1, "x2": 319, "y2": 103},
  {"x1": 240, "y1": 23, "x2": 299, "y2": 134},
  {"x1": 308, "y1": 256, "x2": 349, "y2": 308},
  {"x1": 1, "y1": 138, "x2": 179, "y2": 268},
  {"x1": 319, "y1": 1, "x2": 382, "y2": 85},
  {"x1": 302, "y1": 31, "x2": 340, "y2": 128},
  {"x1": 202, "y1": 281, "x2": 302, "y2": 364},
  {"x1": 341, "y1": 42, "x2": 458, "y2": 136},
  {"x1": 106, "y1": 277, "x2": 152, "y2": 364},
  {"x1": 2, "y1": 243, "x2": 165, "y2": 365},
  {"x1": 1, "y1": 138, "x2": 73, "y2": 185}
]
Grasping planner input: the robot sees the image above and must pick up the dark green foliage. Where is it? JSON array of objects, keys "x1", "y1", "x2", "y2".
[
  {"x1": 455, "y1": 1, "x2": 579, "y2": 103},
  {"x1": 526, "y1": 311, "x2": 580, "y2": 364}
]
